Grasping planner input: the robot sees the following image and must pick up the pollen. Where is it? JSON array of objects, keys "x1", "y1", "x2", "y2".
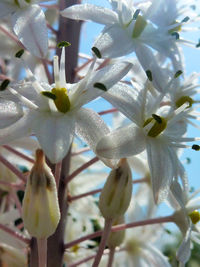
[
  {"x1": 143, "y1": 114, "x2": 167, "y2": 138},
  {"x1": 175, "y1": 96, "x2": 194, "y2": 109},
  {"x1": 51, "y1": 87, "x2": 71, "y2": 113},
  {"x1": 189, "y1": 210, "x2": 200, "y2": 224},
  {"x1": 132, "y1": 15, "x2": 147, "y2": 38},
  {"x1": 168, "y1": 20, "x2": 182, "y2": 34}
]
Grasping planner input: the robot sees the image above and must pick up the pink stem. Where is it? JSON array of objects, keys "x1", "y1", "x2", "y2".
[
  {"x1": 64, "y1": 215, "x2": 174, "y2": 249},
  {"x1": 71, "y1": 147, "x2": 90, "y2": 156},
  {"x1": 67, "y1": 250, "x2": 110, "y2": 267},
  {"x1": 92, "y1": 219, "x2": 113, "y2": 267},
  {"x1": 0, "y1": 155, "x2": 26, "y2": 183},
  {"x1": 0, "y1": 180, "x2": 24, "y2": 189},
  {"x1": 37, "y1": 238, "x2": 47, "y2": 267},
  {"x1": 0, "y1": 223, "x2": 30, "y2": 244},
  {"x1": 0, "y1": 25, "x2": 24, "y2": 48},
  {"x1": 107, "y1": 248, "x2": 115, "y2": 267},
  {"x1": 75, "y1": 58, "x2": 93, "y2": 73},
  {"x1": 66, "y1": 156, "x2": 99, "y2": 184},
  {"x1": 3, "y1": 145, "x2": 35, "y2": 164},
  {"x1": 98, "y1": 108, "x2": 118, "y2": 116}
]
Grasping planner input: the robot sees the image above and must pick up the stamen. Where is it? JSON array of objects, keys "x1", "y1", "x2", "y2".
[
  {"x1": 143, "y1": 114, "x2": 167, "y2": 138},
  {"x1": 175, "y1": 96, "x2": 194, "y2": 108},
  {"x1": 92, "y1": 47, "x2": 102, "y2": 59},
  {"x1": 8, "y1": 87, "x2": 38, "y2": 110},
  {"x1": 59, "y1": 48, "x2": 66, "y2": 88},
  {"x1": 132, "y1": 15, "x2": 147, "y2": 38},
  {"x1": 0, "y1": 79, "x2": 10, "y2": 91},
  {"x1": 189, "y1": 210, "x2": 200, "y2": 224},
  {"x1": 192, "y1": 144, "x2": 200, "y2": 151},
  {"x1": 53, "y1": 55, "x2": 60, "y2": 88}
]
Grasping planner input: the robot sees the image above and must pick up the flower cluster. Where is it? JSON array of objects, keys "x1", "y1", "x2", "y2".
[{"x1": 0, "y1": 0, "x2": 200, "y2": 266}]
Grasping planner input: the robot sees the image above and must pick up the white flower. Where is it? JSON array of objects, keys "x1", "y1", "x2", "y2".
[
  {"x1": 96, "y1": 81, "x2": 196, "y2": 203},
  {"x1": 169, "y1": 181, "x2": 200, "y2": 265},
  {"x1": 61, "y1": 0, "x2": 193, "y2": 70},
  {"x1": 0, "y1": 48, "x2": 132, "y2": 163},
  {"x1": 0, "y1": 0, "x2": 48, "y2": 57}
]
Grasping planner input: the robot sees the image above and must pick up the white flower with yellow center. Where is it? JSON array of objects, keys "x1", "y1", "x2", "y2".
[
  {"x1": 0, "y1": 48, "x2": 132, "y2": 163},
  {"x1": 61, "y1": 0, "x2": 194, "y2": 71},
  {"x1": 96, "y1": 81, "x2": 198, "y2": 203},
  {"x1": 0, "y1": 0, "x2": 48, "y2": 57}
]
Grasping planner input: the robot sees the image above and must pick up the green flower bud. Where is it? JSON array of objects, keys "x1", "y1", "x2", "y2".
[
  {"x1": 99, "y1": 159, "x2": 132, "y2": 220},
  {"x1": 107, "y1": 216, "x2": 125, "y2": 249},
  {"x1": 22, "y1": 149, "x2": 60, "y2": 238}
]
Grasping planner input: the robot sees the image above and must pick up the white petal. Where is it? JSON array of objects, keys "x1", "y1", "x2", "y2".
[
  {"x1": 33, "y1": 112, "x2": 75, "y2": 164},
  {"x1": 146, "y1": 138, "x2": 175, "y2": 203},
  {"x1": 12, "y1": 5, "x2": 48, "y2": 58},
  {"x1": 103, "y1": 82, "x2": 143, "y2": 124},
  {"x1": 75, "y1": 108, "x2": 116, "y2": 168},
  {"x1": 0, "y1": 111, "x2": 34, "y2": 144},
  {"x1": 144, "y1": 244, "x2": 171, "y2": 267},
  {"x1": 176, "y1": 227, "x2": 192, "y2": 264},
  {"x1": 0, "y1": 3, "x2": 15, "y2": 18},
  {"x1": 0, "y1": 100, "x2": 23, "y2": 128},
  {"x1": 96, "y1": 124, "x2": 146, "y2": 159},
  {"x1": 71, "y1": 61, "x2": 132, "y2": 108},
  {"x1": 93, "y1": 24, "x2": 135, "y2": 58},
  {"x1": 61, "y1": 4, "x2": 118, "y2": 25}
]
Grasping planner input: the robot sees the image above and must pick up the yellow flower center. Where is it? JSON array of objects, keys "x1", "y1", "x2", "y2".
[
  {"x1": 175, "y1": 96, "x2": 194, "y2": 109},
  {"x1": 51, "y1": 87, "x2": 71, "y2": 113},
  {"x1": 189, "y1": 210, "x2": 200, "y2": 224},
  {"x1": 143, "y1": 114, "x2": 167, "y2": 137}
]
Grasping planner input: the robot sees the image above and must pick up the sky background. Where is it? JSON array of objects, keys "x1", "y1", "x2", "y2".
[{"x1": 78, "y1": 0, "x2": 200, "y2": 194}]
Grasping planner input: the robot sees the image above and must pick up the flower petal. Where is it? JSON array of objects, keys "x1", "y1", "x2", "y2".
[
  {"x1": 0, "y1": 111, "x2": 34, "y2": 144},
  {"x1": 71, "y1": 61, "x2": 132, "y2": 108},
  {"x1": 93, "y1": 24, "x2": 135, "y2": 58},
  {"x1": 12, "y1": 5, "x2": 48, "y2": 58},
  {"x1": 61, "y1": 4, "x2": 118, "y2": 25},
  {"x1": 103, "y1": 82, "x2": 143, "y2": 124},
  {"x1": 176, "y1": 226, "x2": 192, "y2": 264},
  {"x1": 33, "y1": 112, "x2": 75, "y2": 163},
  {"x1": 75, "y1": 108, "x2": 116, "y2": 168},
  {"x1": 96, "y1": 124, "x2": 146, "y2": 159},
  {"x1": 0, "y1": 99, "x2": 23, "y2": 128},
  {"x1": 146, "y1": 138, "x2": 175, "y2": 203}
]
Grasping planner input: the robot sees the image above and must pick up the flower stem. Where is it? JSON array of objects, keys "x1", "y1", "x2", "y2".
[
  {"x1": 107, "y1": 248, "x2": 115, "y2": 267},
  {"x1": 37, "y1": 238, "x2": 47, "y2": 267},
  {"x1": 92, "y1": 219, "x2": 113, "y2": 267},
  {"x1": 66, "y1": 156, "x2": 99, "y2": 184},
  {"x1": 0, "y1": 154, "x2": 26, "y2": 182},
  {"x1": 64, "y1": 215, "x2": 174, "y2": 249}
]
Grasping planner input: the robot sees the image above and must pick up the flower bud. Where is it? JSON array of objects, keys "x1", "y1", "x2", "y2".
[
  {"x1": 99, "y1": 158, "x2": 132, "y2": 220},
  {"x1": 22, "y1": 149, "x2": 60, "y2": 238},
  {"x1": 107, "y1": 216, "x2": 125, "y2": 249}
]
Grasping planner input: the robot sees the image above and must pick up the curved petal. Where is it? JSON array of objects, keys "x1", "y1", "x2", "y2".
[
  {"x1": 33, "y1": 112, "x2": 75, "y2": 164},
  {"x1": 94, "y1": 24, "x2": 135, "y2": 58},
  {"x1": 0, "y1": 111, "x2": 34, "y2": 144},
  {"x1": 146, "y1": 137, "x2": 175, "y2": 203},
  {"x1": 176, "y1": 226, "x2": 191, "y2": 264},
  {"x1": 0, "y1": 100, "x2": 23, "y2": 128},
  {"x1": 103, "y1": 82, "x2": 143, "y2": 124},
  {"x1": 75, "y1": 108, "x2": 116, "y2": 168},
  {"x1": 12, "y1": 5, "x2": 48, "y2": 58},
  {"x1": 96, "y1": 124, "x2": 146, "y2": 159},
  {"x1": 71, "y1": 61, "x2": 132, "y2": 109},
  {"x1": 61, "y1": 4, "x2": 118, "y2": 25}
]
